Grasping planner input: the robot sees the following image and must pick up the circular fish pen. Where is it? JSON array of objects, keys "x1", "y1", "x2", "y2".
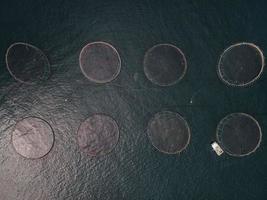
[
  {"x1": 147, "y1": 111, "x2": 191, "y2": 154},
  {"x1": 144, "y1": 44, "x2": 187, "y2": 86},
  {"x1": 216, "y1": 113, "x2": 262, "y2": 157},
  {"x1": 217, "y1": 42, "x2": 264, "y2": 87},
  {"x1": 5, "y1": 42, "x2": 51, "y2": 84},
  {"x1": 12, "y1": 117, "x2": 54, "y2": 159},
  {"x1": 79, "y1": 41, "x2": 121, "y2": 84},
  {"x1": 77, "y1": 114, "x2": 120, "y2": 157}
]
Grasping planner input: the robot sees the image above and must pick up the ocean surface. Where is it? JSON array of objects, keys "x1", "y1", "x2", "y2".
[{"x1": 0, "y1": 0, "x2": 267, "y2": 199}]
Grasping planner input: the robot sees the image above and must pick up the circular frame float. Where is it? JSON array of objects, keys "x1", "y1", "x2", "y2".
[
  {"x1": 12, "y1": 117, "x2": 54, "y2": 159},
  {"x1": 216, "y1": 113, "x2": 262, "y2": 157},
  {"x1": 217, "y1": 42, "x2": 264, "y2": 87},
  {"x1": 77, "y1": 114, "x2": 120, "y2": 157},
  {"x1": 5, "y1": 42, "x2": 51, "y2": 84},
  {"x1": 79, "y1": 41, "x2": 121, "y2": 84},
  {"x1": 147, "y1": 111, "x2": 191, "y2": 154},
  {"x1": 144, "y1": 44, "x2": 187, "y2": 86}
]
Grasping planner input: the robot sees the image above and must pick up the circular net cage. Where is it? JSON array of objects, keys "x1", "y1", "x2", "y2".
[
  {"x1": 216, "y1": 113, "x2": 262, "y2": 157},
  {"x1": 5, "y1": 42, "x2": 51, "y2": 85},
  {"x1": 79, "y1": 41, "x2": 121, "y2": 84},
  {"x1": 144, "y1": 44, "x2": 187, "y2": 86},
  {"x1": 77, "y1": 114, "x2": 120, "y2": 157},
  {"x1": 12, "y1": 117, "x2": 54, "y2": 159},
  {"x1": 147, "y1": 111, "x2": 191, "y2": 154},
  {"x1": 217, "y1": 42, "x2": 264, "y2": 87}
]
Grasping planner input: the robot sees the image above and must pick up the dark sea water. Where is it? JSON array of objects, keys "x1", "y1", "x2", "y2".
[{"x1": 0, "y1": 0, "x2": 267, "y2": 199}]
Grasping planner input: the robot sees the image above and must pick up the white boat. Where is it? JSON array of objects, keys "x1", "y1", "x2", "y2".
[{"x1": 211, "y1": 142, "x2": 224, "y2": 156}]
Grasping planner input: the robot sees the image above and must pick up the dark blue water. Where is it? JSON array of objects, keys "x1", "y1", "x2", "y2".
[{"x1": 0, "y1": 0, "x2": 267, "y2": 199}]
